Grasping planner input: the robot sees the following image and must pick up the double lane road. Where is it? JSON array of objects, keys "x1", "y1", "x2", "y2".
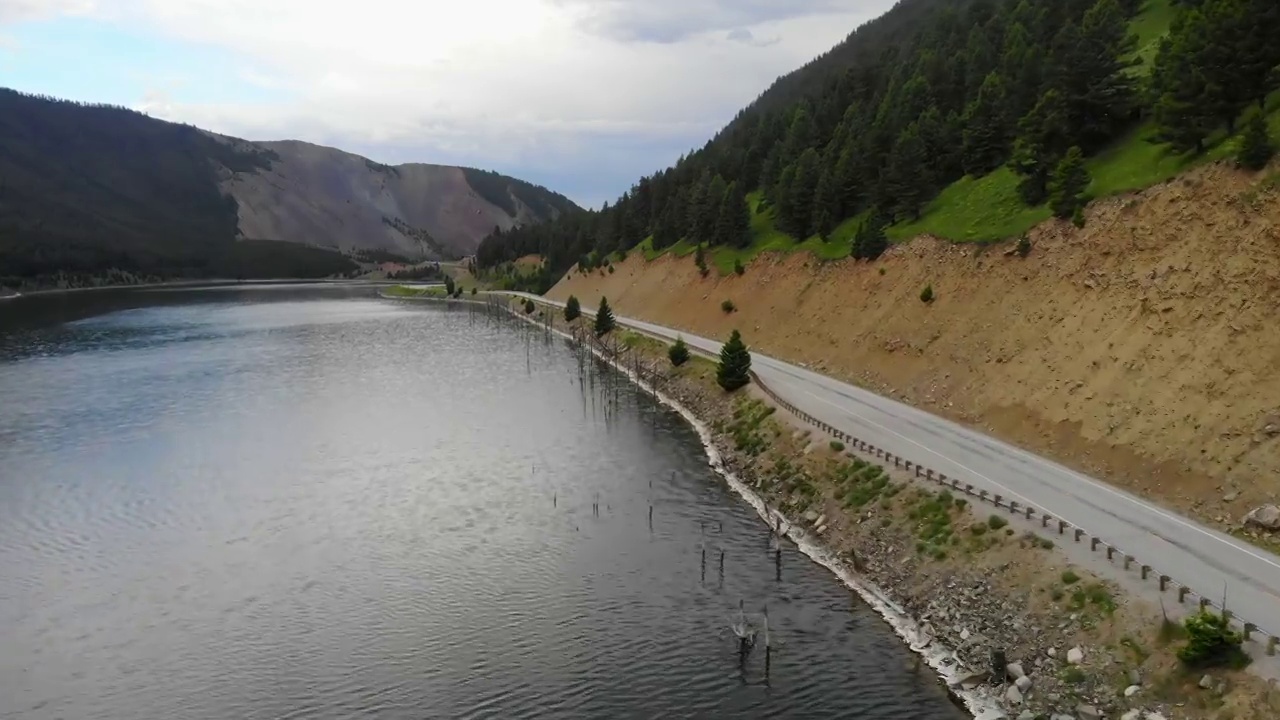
[{"x1": 500, "y1": 291, "x2": 1280, "y2": 640}]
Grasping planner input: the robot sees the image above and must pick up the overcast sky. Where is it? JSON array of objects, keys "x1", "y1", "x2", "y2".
[{"x1": 0, "y1": 0, "x2": 893, "y2": 207}]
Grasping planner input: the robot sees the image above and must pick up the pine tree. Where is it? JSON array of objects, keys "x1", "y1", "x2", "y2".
[
  {"x1": 564, "y1": 295, "x2": 581, "y2": 321},
  {"x1": 883, "y1": 122, "x2": 930, "y2": 221},
  {"x1": 715, "y1": 181, "x2": 751, "y2": 249},
  {"x1": 783, "y1": 148, "x2": 822, "y2": 238},
  {"x1": 699, "y1": 175, "x2": 728, "y2": 242},
  {"x1": 594, "y1": 296, "x2": 616, "y2": 336},
  {"x1": 852, "y1": 215, "x2": 889, "y2": 261},
  {"x1": 1151, "y1": 16, "x2": 1220, "y2": 153},
  {"x1": 694, "y1": 243, "x2": 708, "y2": 277},
  {"x1": 1049, "y1": 146, "x2": 1090, "y2": 220},
  {"x1": 961, "y1": 72, "x2": 1011, "y2": 176},
  {"x1": 669, "y1": 336, "x2": 691, "y2": 367},
  {"x1": 1010, "y1": 89, "x2": 1071, "y2": 205},
  {"x1": 716, "y1": 330, "x2": 752, "y2": 392},
  {"x1": 812, "y1": 165, "x2": 839, "y2": 239},
  {"x1": 1238, "y1": 106, "x2": 1275, "y2": 171},
  {"x1": 1048, "y1": 0, "x2": 1139, "y2": 152}
]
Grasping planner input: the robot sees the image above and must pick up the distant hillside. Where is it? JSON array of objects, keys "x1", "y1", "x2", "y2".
[
  {"x1": 477, "y1": 0, "x2": 1280, "y2": 283},
  {"x1": 0, "y1": 89, "x2": 578, "y2": 287}
]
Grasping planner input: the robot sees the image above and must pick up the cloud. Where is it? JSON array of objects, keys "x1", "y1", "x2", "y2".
[
  {"x1": 0, "y1": 0, "x2": 95, "y2": 24},
  {"x1": 553, "y1": 0, "x2": 852, "y2": 44},
  {"x1": 726, "y1": 28, "x2": 780, "y2": 48},
  {"x1": 16, "y1": 0, "x2": 895, "y2": 206}
]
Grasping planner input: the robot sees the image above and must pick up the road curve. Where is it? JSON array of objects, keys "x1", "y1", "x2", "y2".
[{"x1": 497, "y1": 292, "x2": 1280, "y2": 639}]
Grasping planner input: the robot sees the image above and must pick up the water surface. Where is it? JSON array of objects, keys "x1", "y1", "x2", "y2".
[{"x1": 0, "y1": 286, "x2": 965, "y2": 719}]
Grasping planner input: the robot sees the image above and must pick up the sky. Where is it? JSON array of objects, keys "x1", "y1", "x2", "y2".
[{"x1": 0, "y1": 0, "x2": 894, "y2": 208}]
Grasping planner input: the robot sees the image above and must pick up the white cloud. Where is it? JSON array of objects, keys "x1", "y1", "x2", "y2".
[
  {"x1": 47, "y1": 0, "x2": 895, "y2": 205},
  {"x1": 0, "y1": 0, "x2": 96, "y2": 24}
]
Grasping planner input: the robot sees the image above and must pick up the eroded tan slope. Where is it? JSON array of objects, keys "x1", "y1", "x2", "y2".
[{"x1": 549, "y1": 163, "x2": 1280, "y2": 528}]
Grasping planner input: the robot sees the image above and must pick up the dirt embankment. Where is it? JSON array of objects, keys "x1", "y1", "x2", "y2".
[{"x1": 549, "y1": 163, "x2": 1280, "y2": 530}]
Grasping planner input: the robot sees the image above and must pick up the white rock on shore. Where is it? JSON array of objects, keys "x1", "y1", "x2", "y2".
[{"x1": 1066, "y1": 646, "x2": 1085, "y2": 664}]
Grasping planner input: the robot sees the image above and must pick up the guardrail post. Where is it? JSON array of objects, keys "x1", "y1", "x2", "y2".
[
  {"x1": 1041, "y1": 514, "x2": 1050, "y2": 528},
  {"x1": 1009, "y1": 500, "x2": 1019, "y2": 513},
  {"x1": 1177, "y1": 586, "x2": 1188, "y2": 603},
  {"x1": 1123, "y1": 555, "x2": 1132, "y2": 571},
  {"x1": 1222, "y1": 609, "x2": 1233, "y2": 622},
  {"x1": 1106, "y1": 546, "x2": 1115, "y2": 561},
  {"x1": 1159, "y1": 574, "x2": 1169, "y2": 591},
  {"x1": 904, "y1": 461, "x2": 912, "y2": 471},
  {"x1": 963, "y1": 484, "x2": 974, "y2": 495},
  {"x1": 1269, "y1": 637, "x2": 1277, "y2": 657},
  {"x1": 993, "y1": 494, "x2": 1002, "y2": 506},
  {"x1": 1025, "y1": 507, "x2": 1034, "y2": 520},
  {"x1": 1058, "y1": 520, "x2": 1067, "y2": 535},
  {"x1": 1073, "y1": 529, "x2": 1083, "y2": 542},
  {"x1": 979, "y1": 490, "x2": 989, "y2": 501},
  {"x1": 1198, "y1": 597, "x2": 1210, "y2": 611},
  {"x1": 1140, "y1": 564, "x2": 1149, "y2": 580},
  {"x1": 1090, "y1": 538, "x2": 1100, "y2": 551},
  {"x1": 1243, "y1": 623, "x2": 1255, "y2": 641},
  {"x1": 926, "y1": 469, "x2": 934, "y2": 480},
  {"x1": 915, "y1": 466, "x2": 922, "y2": 478}
]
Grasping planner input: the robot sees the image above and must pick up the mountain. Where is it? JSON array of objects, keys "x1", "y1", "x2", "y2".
[
  {"x1": 475, "y1": 0, "x2": 1280, "y2": 287},
  {"x1": 0, "y1": 88, "x2": 578, "y2": 287},
  {"x1": 219, "y1": 138, "x2": 579, "y2": 260}
]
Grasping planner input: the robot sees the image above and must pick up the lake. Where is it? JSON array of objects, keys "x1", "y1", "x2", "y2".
[{"x1": 0, "y1": 285, "x2": 966, "y2": 719}]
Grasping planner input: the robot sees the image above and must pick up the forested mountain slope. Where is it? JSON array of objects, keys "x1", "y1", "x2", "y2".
[
  {"x1": 476, "y1": 0, "x2": 1280, "y2": 287},
  {"x1": 0, "y1": 89, "x2": 578, "y2": 287}
]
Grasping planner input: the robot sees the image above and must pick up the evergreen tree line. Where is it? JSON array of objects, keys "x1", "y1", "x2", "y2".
[{"x1": 476, "y1": 0, "x2": 1280, "y2": 277}]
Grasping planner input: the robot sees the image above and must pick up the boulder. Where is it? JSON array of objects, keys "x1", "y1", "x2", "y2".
[
  {"x1": 1006, "y1": 662, "x2": 1026, "y2": 680},
  {"x1": 804, "y1": 510, "x2": 820, "y2": 522},
  {"x1": 1199, "y1": 674, "x2": 1214, "y2": 690},
  {"x1": 1067, "y1": 646, "x2": 1085, "y2": 664},
  {"x1": 1046, "y1": 647, "x2": 1057, "y2": 658},
  {"x1": 1076, "y1": 704, "x2": 1102, "y2": 720},
  {"x1": 1015, "y1": 675, "x2": 1033, "y2": 694},
  {"x1": 1127, "y1": 668, "x2": 1141, "y2": 686},
  {"x1": 1244, "y1": 505, "x2": 1280, "y2": 531},
  {"x1": 1005, "y1": 684, "x2": 1024, "y2": 705},
  {"x1": 1124, "y1": 684, "x2": 1141, "y2": 697},
  {"x1": 1121, "y1": 711, "x2": 1142, "y2": 720}
]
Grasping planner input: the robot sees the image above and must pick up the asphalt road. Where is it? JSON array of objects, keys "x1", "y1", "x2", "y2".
[{"x1": 502, "y1": 291, "x2": 1280, "y2": 641}]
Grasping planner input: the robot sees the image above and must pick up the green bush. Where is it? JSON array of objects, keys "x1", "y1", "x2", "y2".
[
  {"x1": 721, "y1": 299, "x2": 736, "y2": 313},
  {"x1": 1178, "y1": 611, "x2": 1249, "y2": 669},
  {"x1": 1015, "y1": 234, "x2": 1031, "y2": 258},
  {"x1": 1061, "y1": 570, "x2": 1080, "y2": 585},
  {"x1": 969, "y1": 523, "x2": 988, "y2": 536},
  {"x1": 564, "y1": 295, "x2": 581, "y2": 322},
  {"x1": 987, "y1": 514, "x2": 1008, "y2": 530},
  {"x1": 470, "y1": 286, "x2": 478, "y2": 296},
  {"x1": 829, "y1": 440, "x2": 845, "y2": 452},
  {"x1": 523, "y1": 298, "x2": 535, "y2": 313},
  {"x1": 668, "y1": 337, "x2": 691, "y2": 367},
  {"x1": 734, "y1": 259, "x2": 745, "y2": 275},
  {"x1": 920, "y1": 284, "x2": 935, "y2": 304}
]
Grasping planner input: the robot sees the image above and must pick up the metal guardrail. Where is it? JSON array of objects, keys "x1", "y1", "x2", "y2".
[{"x1": 749, "y1": 369, "x2": 1279, "y2": 656}]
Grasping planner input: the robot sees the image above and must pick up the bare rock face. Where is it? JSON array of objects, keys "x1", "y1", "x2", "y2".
[
  {"x1": 1244, "y1": 504, "x2": 1280, "y2": 531},
  {"x1": 215, "y1": 138, "x2": 575, "y2": 260}
]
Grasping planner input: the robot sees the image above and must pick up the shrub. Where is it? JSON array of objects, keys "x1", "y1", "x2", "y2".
[
  {"x1": 954, "y1": 498, "x2": 968, "y2": 510},
  {"x1": 564, "y1": 295, "x2": 581, "y2": 321},
  {"x1": 734, "y1": 259, "x2": 745, "y2": 275},
  {"x1": 987, "y1": 514, "x2": 1008, "y2": 530},
  {"x1": 607, "y1": 264, "x2": 616, "y2": 274},
  {"x1": 1061, "y1": 570, "x2": 1080, "y2": 585},
  {"x1": 969, "y1": 523, "x2": 988, "y2": 536},
  {"x1": 829, "y1": 440, "x2": 845, "y2": 452},
  {"x1": 920, "y1": 284, "x2": 935, "y2": 304},
  {"x1": 470, "y1": 287, "x2": 478, "y2": 296},
  {"x1": 695, "y1": 244, "x2": 709, "y2": 277},
  {"x1": 1016, "y1": 234, "x2": 1031, "y2": 258},
  {"x1": 721, "y1": 299, "x2": 736, "y2": 313},
  {"x1": 716, "y1": 330, "x2": 752, "y2": 392},
  {"x1": 668, "y1": 336, "x2": 691, "y2": 367},
  {"x1": 1178, "y1": 611, "x2": 1249, "y2": 669},
  {"x1": 523, "y1": 298, "x2": 535, "y2": 313}
]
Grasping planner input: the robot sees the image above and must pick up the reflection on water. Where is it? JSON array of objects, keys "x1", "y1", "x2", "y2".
[{"x1": 0, "y1": 287, "x2": 965, "y2": 719}]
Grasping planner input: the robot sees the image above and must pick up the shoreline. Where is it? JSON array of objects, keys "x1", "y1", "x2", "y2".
[
  {"x1": 498, "y1": 302, "x2": 1001, "y2": 719},
  {"x1": 0, "y1": 277, "x2": 389, "y2": 301}
]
